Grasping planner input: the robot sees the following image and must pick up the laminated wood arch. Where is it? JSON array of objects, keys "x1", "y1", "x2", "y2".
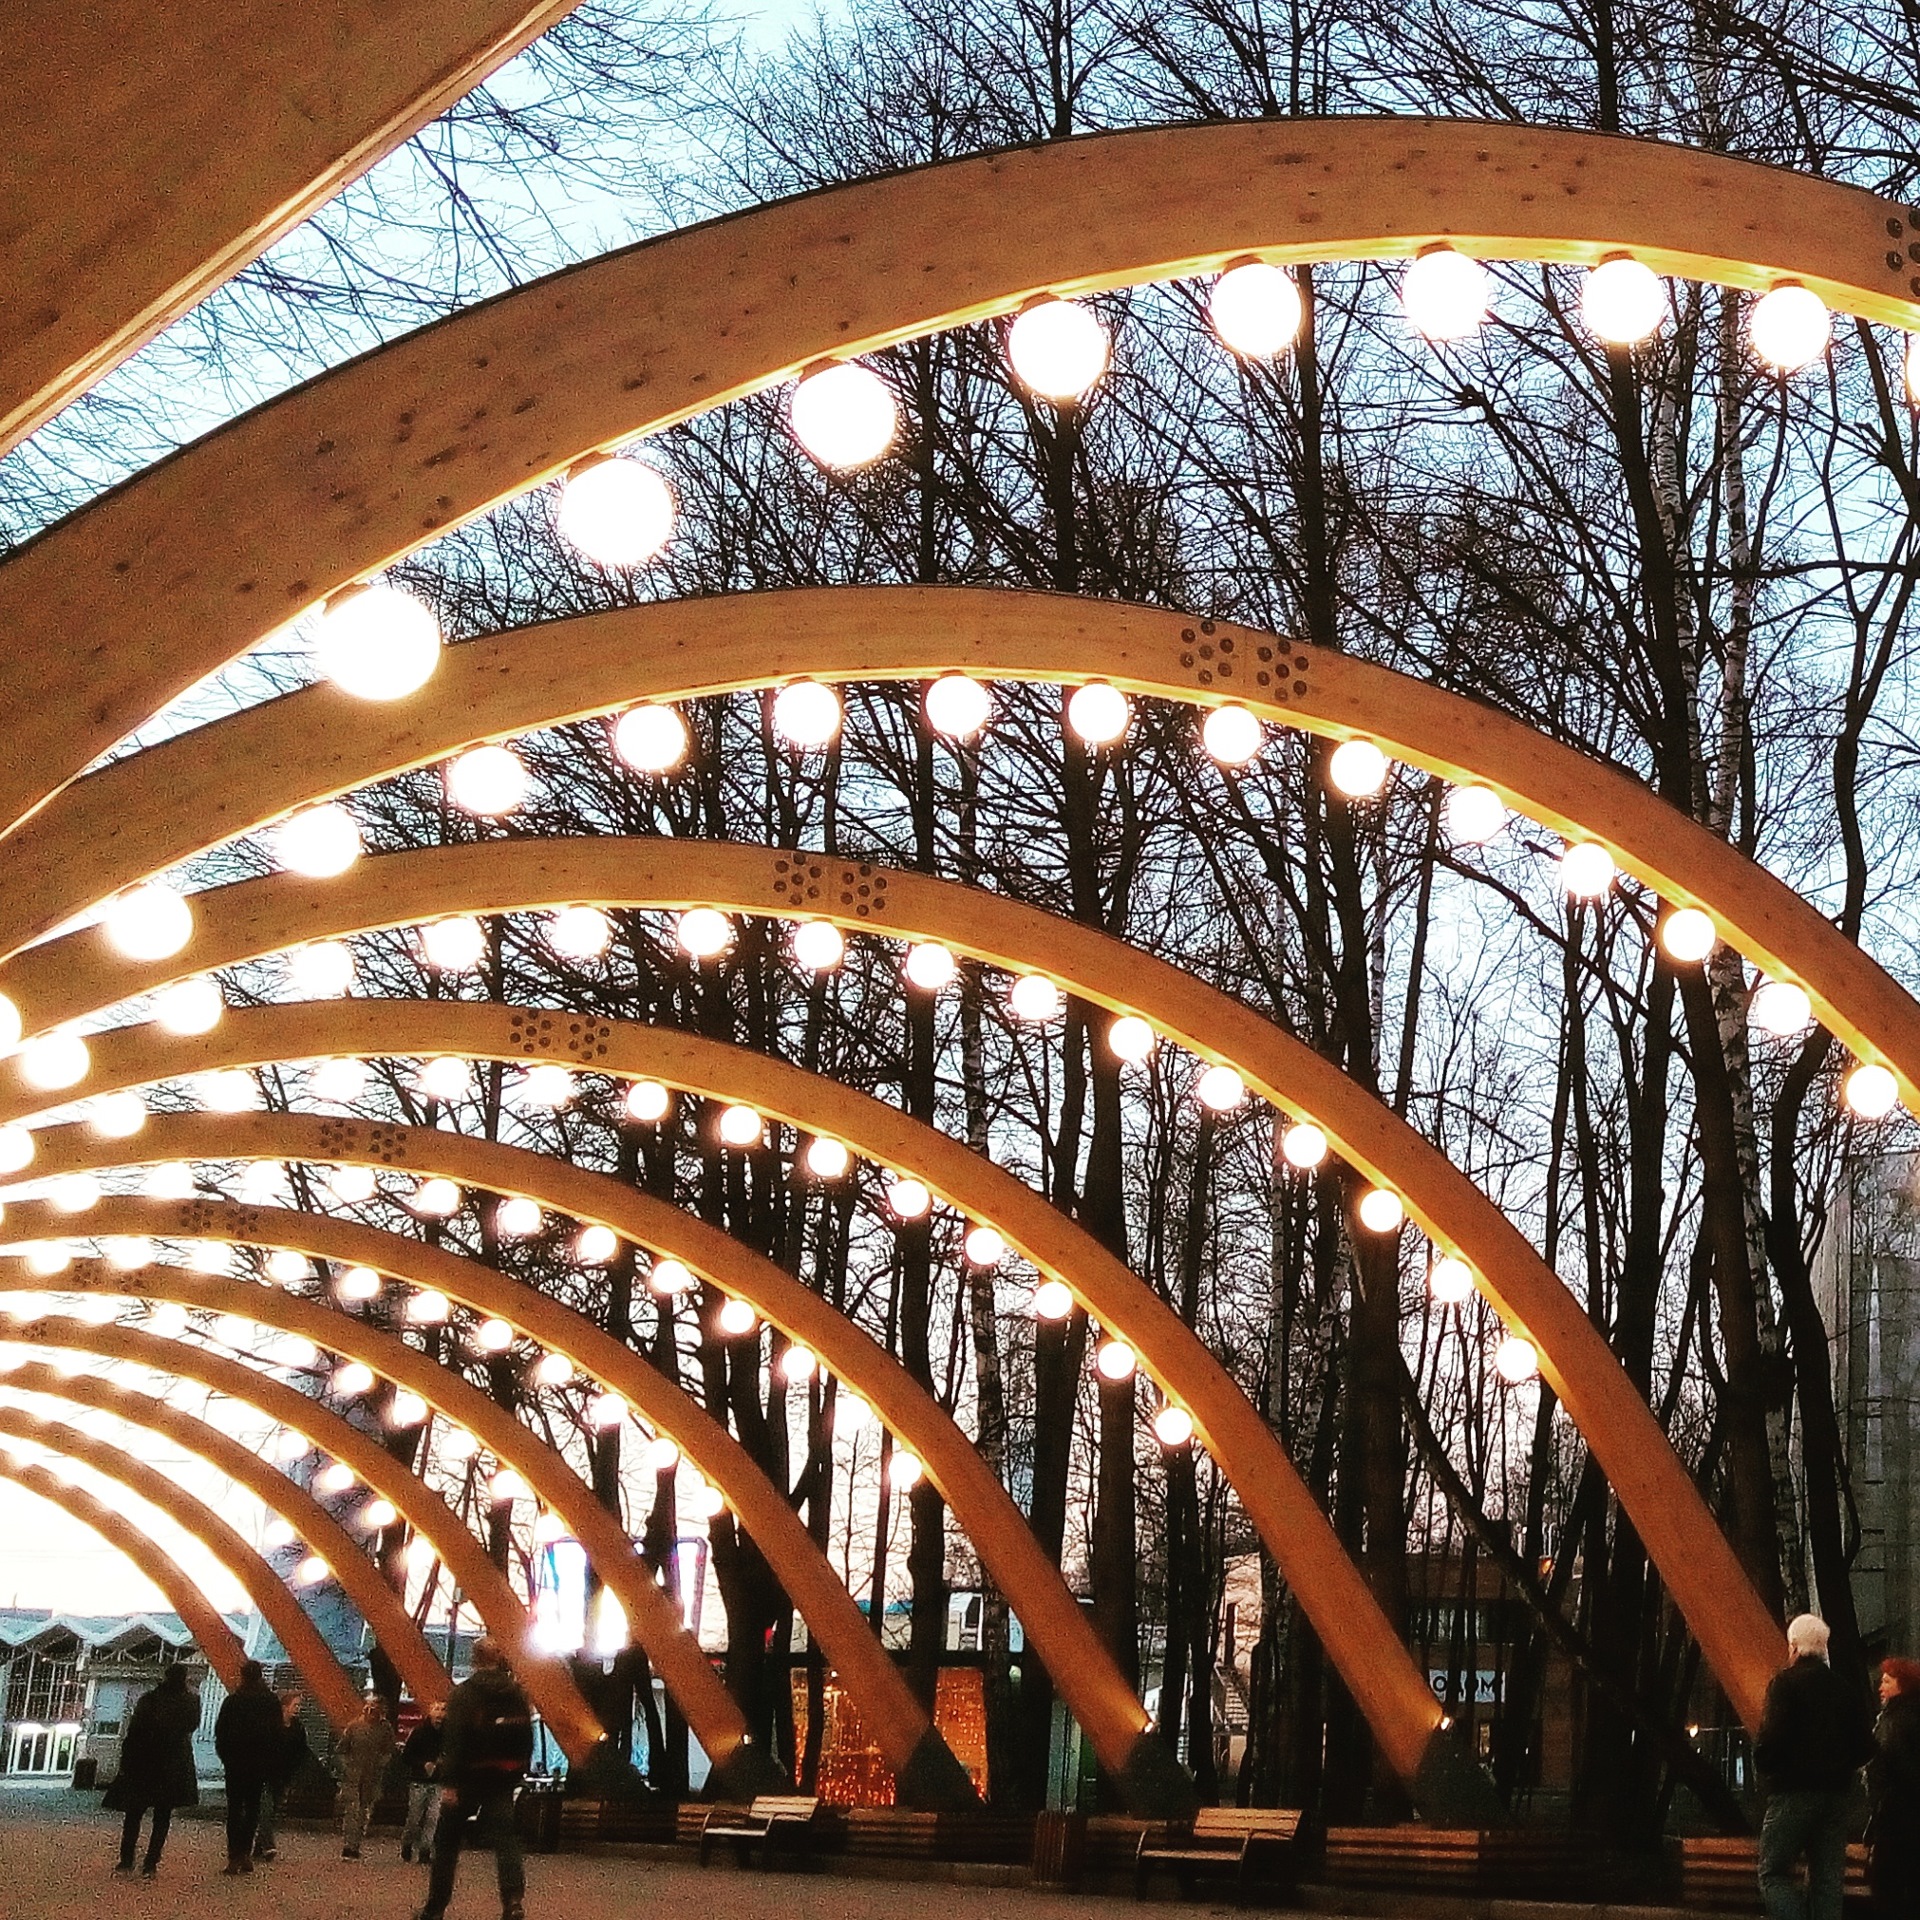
[
  {"x1": 5, "y1": 587, "x2": 1918, "y2": 1126},
  {"x1": 0, "y1": 1358, "x2": 449, "y2": 1709},
  {"x1": 0, "y1": 1401, "x2": 362, "y2": 1730},
  {"x1": 9, "y1": 1107, "x2": 1171, "y2": 1810},
  {"x1": 0, "y1": 1205, "x2": 974, "y2": 1812},
  {"x1": 1, "y1": 123, "x2": 1916, "y2": 835},
  {"x1": 0, "y1": 1454, "x2": 248, "y2": 1689},
  {"x1": 1, "y1": 0, "x2": 583, "y2": 454},
  {"x1": 0, "y1": 1003, "x2": 1476, "y2": 1810},
  {"x1": 0, "y1": 1306, "x2": 606, "y2": 1763}
]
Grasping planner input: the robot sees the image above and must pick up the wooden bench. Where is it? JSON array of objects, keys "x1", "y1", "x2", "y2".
[
  {"x1": 697, "y1": 1795, "x2": 823, "y2": 1869},
  {"x1": 1676, "y1": 1836, "x2": 1870, "y2": 1911},
  {"x1": 1323, "y1": 1826, "x2": 1589, "y2": 1899},
  {"x1": 1134, "y1": 1807, "x2": 1303, "y2": 1903}
]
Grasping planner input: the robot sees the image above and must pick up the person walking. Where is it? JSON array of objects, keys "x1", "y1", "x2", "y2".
[
  {"x1": 1756, "y1": 1614, "x2": 1875, "y2": 1920},
  {"x1": 414, "y1": 1639, "x2": 534, "y2": 1920},
  {"x1": 400, "y1": 1701, "x2": 448, "y2": 1865},
  {"x1": 252, "y1": 1692, "x2": 308, "y2": 1862},
  {"x1": 1870, "y1": 1658, "x2": 1920, "y2": 1919},
  {"x1": 103, "y1": 1663, "x2": 201, "y2": 1878},
  {"x1": 212, "y1": 1660, "x2": 283, "y2": 1874},
  {"x1": 334, "y1": 1695, "x2": 397, "y2": 1859}
]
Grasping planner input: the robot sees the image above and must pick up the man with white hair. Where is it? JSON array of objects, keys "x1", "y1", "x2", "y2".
[{"x1": 1754, "y1": 1614, "x2": 1874, "y2": 1920}]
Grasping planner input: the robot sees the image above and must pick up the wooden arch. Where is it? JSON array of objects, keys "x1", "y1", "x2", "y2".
[
  {"x1": 1, "y1": 123, "x2": 1916, "y2": 834},
  {"x1": 0, "y1": 1357, "x2": 449, "y2": 1709},
  {"x1": 0, "y1": 1400, "x2": 362, "y2": 1730},
  {"x1": 0, "y1": 1306, "x2": 606, "y2": 1763},
  {"x1": 0, "y1": 1208, "x2": 975, "y2": 1811},
  {"x1": 11, "y1": 1108, "x2": 1173, "y2": 1812},
  {"x1": 0, "y1": 1454, "x2": 249, "y2": 1690}
]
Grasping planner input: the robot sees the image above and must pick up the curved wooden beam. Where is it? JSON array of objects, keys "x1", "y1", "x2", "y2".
[
  {"x1": 0, "y1": 0, "x2": 582, "y2": 454},
  {"x1": 0, "y1": 1307, "x2": 605, "y2": 1763},
  {"x1": 0, "y1": 1206, "x2": 969, "y2": 1810},
  {"x1": 1, "y1": 124, "x2": 1914, "y2": 834},
  {"x1": 8, "y1": 1106, "x2": 1170, "y2": 1808},
  {"x1": 0, "y1": 1358, "x2": 448, "y2": 1709},
  {"x1": 6, "y1": 588, "x2": 1915, "y2": 1129},
  {"x1": 0, "y1": 1455, "x2": 248, "y2": 1688},
  {"x1": 0, "y1": 1401, "x2": 361, "y2": 1729},
  {"x1": 0, "y1": 1002, "x2": 1472, "y2": 1808}
]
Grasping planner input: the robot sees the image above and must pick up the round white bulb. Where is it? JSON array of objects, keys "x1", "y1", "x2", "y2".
[
  {"x1": 882, "y1": 1450, "x2": 921, "y2": 1493},
  {"x1": 1661, "y1": 908, "x2": 1717, "y2": 964},
  {"x1": 489, "y1": 1468, "x2": 528, "y2": 1504},
  {"x1": 1750, "y1": 283, "x2": 1831, "y2": 372},
  {"x1": 496, "y1": 1196, "x2": 542, "y2": 1238},
  {"x1": 1443, "y1": 784, "x2": 1507, "y2": 847},
  {"x1": 1845, "y1": 1062, "x2": 1900, "y2": 1120},
  {"x1": 333, "y1": 1361, "x2": 375, "y2": 1396},
  {"x1": 677, "y1": 907, "x2": 734, "y2": 960},
  {"x1": 0, "y1": 993, "x2": 19, "y2": 1054},
  {"x1": 645, "y1": 1436, "x2": 680, "y2": 1473},
  {"x1": 337, "y1": 1266, "x2": 382, "y2": 1302},
  {"x1": 359, "y1": 1498, "x2": 398, "y2": 1531},
  {"x1": 105, "y1": 1236, "x2": 154, "y2": 1271},
  {"x1": 142, "y1": 1162, "x2": 194, "y2": 1199},
  {"x1": 439, "y1": 1427, "x2": 478, "y2": 1461},
  {"x1": 887, "y1": 1177, "x2": 932, "y2": 1221},
  {"x1": 587, "y1": 1391, "x2": 628, "y2": 1430},
  {"x1": 288, "y1": 941, "x2": 355, "y2": 998},
  {"x1": 647, "y1": 1258, "x2": 693, "y2": 1297},
  {"x1": 835, "y1": 1394, "x2": 872, "y2": 1436},
  {"x1": 417, "y1": 1055, "x2": 473, "y2": 1102},
  {"x1": 547, "y1": 905, "x2": 611, "y2": 959},
  {"x1": 262, "y1": 1519, "x2": 299, "y2": 1550},
  {"x1": 1201, "y1": 704, "x2": 1263, "y2": 767},
  {"x1": 419, "y1": 917, "x2": 487, "y2": 972},
  {"x1": 789, "y1": 362, "x2": 898, "y2": 469},
  {"x1": 805, "y1": 1136, "x2": 850, "y2": 1180},
  {"x1": 1108, "y1": 1015, "x2": 1155, "y2": 1065},
  {"x1": 316, "y1": 1461, "x2": 356, "y2": 1494},
  {"x1": 1031, "y1": 1279, "x2": 1074, "y2": 1321},
  {"x1": 791, "y1": 921, "x2": 845, "y2": 973},
  {"x1": 1328, "y1": 739, "x2": 1389, "y2": 798},
  {"x1": 1007, "y1": 298, "x2": 1109, "y2": 401},
  {"x1": 515, "y1": 1064, "x2": 575, "y2": 1111},
  {"x1": 148, "y1": 1302, "x2": 190, "y2": 1339},
  {"x1": 1560, "y1": 841, "x2": 1615, "y2": 899},
  {"x1": 1095, "y1": 1339, "x2": 1137, "y2": 1382},
  {"x1": 576, "y1": 1224, "x2": 619, "y2": 1265},
  {"x1": 1357, "y1": 1187, "x2": 1405, "y2": 1234},
  {"x1": 445, "y1": 745, "x2": 528, "y2": 817},
  {"x1": 309, "y1": 1056, "x2": 368, "y2": 1104},
  {"x1": 325, "y1": 1163, "x2": 377, "y2": 1204},
  {"x1": 696, "y1": 1485, "x2": 728, "y2": 1520},
  {"x1": 964, "y1": 1225, "x2": 1005, "y2": 1267},
  {"x1": 311, "y1": 583, "x2": 440, "y2": 700},
  {"x1": 555, "y1": 457, "x2": 675, "y2": 569},
  {"x1": 89, "y1": 1093, "x2": 147, "y2": 1140},
  {"x1": 49, "y1": 1172, "x2": 100, "y2": 1213},
  {"x1": 198, "y1": 1070, "x2": 256, "y2": 1114},
  {"x1": 265, "y1": 1248, "x2": 309, "y2": 1283},
  {"x1": 404, "y1": 1536, "x2": 437, "y2": 1573},
  {"x1": 925, "y1": 675, "x2": 991, "y2": 739},
  {"x1": 1067, "y1": 681, "x2": 1130, "y2": 746},
  {"x1": 718, "y1": 1104, "x2": 763, "y2": 1149},
  {"x1": 1196, "y1": 1065, "x2": 1246, "y2": 1113},
  {"x1": 104, "y1": 884, "x2": 193, "y2": 962},
  {"x1": 189, "y1": 1240, "x2": 232, "y2": 1276},
  {"x1": 1402, "y1": 248, "x2": 1489, "y2": 342},
  {"x1": 1152, "y1": 1404, "x2": 1194, "y2": 1448},
  {"x1": 0, "y1": 1124, "x2": 32, "y2": 1174},
  {"x1": 405, "y1": 1290, "x2": 450, "y2": 1325},
  {"x1": 1429, "y1": 1255, "x2": 1475, "y2": 1306},
  {"x1": 474, "y1": 1317, "x2": 516, "y2": 1354},
  {"x1": 1281, "y1": 1122, "x2": 1328, "y2": 1171},
  {"x1": 613, "y1": 705, "x2": 690, "y2": 774},
  {"x1": 1751, "y1": 980, "x2": 1813, "y2": 1039},
  {"x1": 624, "y1": 1081, "x2": 671, "y2": 1124},
  {"x1": 18, "y1": 1031, "x2": 89, "y2": 1091},
  {"x1": 1581, "y1": 256, "x2": 1667, "y2": 345},
  {"x1": 532, "y1": 1511, "x2": 569, "y2": 1549},
  {"x1": 1009, "y1": 974, "x2": 1062, "y2": 1022},
  {"x1": 295, "y1": 1556, "x2": 331, "y2": 1588},
  {"x1": 904, "y1": 942, "x2": 957, "y2": 992},
  {"x1": 274, "y1": 804, "x2": 360, "y2": 879},
  {"x1": 779, "y1": 1344, "x2": 818, "y2": 1386},
  {"x1": 1208, "y1": 261, "x2": 1302, "y2": 358},
  {"x1": 153, "y1": 976, "x2": 223, "y2": 1036},
  {"x1": 1494, "y1": 1336, "x2": 1540, "y2": 1385},
  {"x1": 717, "y1": 1297, "x2": 758, "y2": 1337},
  {"x1": 24, "y1": 1242, "x2": 72, "y2": 1275},
  {"x1": 772, "y1": 680, "x2": 842, "y2": 751},
  {"x1": 531, "y1": 1351, "x2": 573, "y2": 1388},
  {"x1": 389, "y1": 1390, "x2": 429, "y2": 1431}
]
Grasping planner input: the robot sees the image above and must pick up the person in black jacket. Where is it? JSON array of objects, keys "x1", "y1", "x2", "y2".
[
  {"x1": 1755, "y1": 1614, "x2": 1875, "y2": 1920},
  {"x1": 251, "y1": 1693, "x2": 307, "y2": 1863},
  {"x1": 103, "y1": 1664, "x2": 201, "y2": 1877},
  {"x1": 400, "y1": 1701, "x2": 448, "y2": 1864},
  {"x1": 1871, "y1": 1658, "x2": 1920, "y2": 1919},
  {"x1": 415, "y1": 1639, "x2": 534, "y2": 1920},
  {"x1": 213, "y1": 1661, "x2": 284, "y2": 1874}
]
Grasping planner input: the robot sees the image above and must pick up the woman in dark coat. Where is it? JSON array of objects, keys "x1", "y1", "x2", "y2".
[
  {"x1": 1872, "y1": 1658, "x2": 1920, "y2": 1919},
  {"x1": 103, "y1": 1664, "x2": 201, "y2": 1876}
]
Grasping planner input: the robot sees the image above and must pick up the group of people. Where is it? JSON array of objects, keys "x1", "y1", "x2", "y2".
[
  {"x1": 1756, "y1": 1614, "x2": 1920, "y2": 1920},
  {"x1": 101, "y1": 1637, "x2": 535, "y2": 1920}
]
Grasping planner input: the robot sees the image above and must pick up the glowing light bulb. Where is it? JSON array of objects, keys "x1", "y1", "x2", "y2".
[
  {"x1": 473, "y1": 1317, "x2": 515, "y2": 1353},
  {"x1": 1845, "y1": 1062, "x2": 1899, "y2": 1120},
  {"x1": 311, "y1": 582, "x2": 440, "y2": 700},
  {"x1": 1095, "y1": 1339, "x2": 1137, "y2": 1382},
  {"x1": 1196, "y1": 1065, "x2": 1246, "y2": 1113},
  {"x1": 404, "y1": 1535, "x2": 437, "y2": 1574},
  {"x1": 148, "y1": 1304, "x2": 190, "y2": 1340},
  {"x1": 1107, "y1": 1015, "x2": 1155, "y2": 1065},
  {"x1": 889, "y1": 1451, "x2": 924, "y2": 1492},
  {"x1": 440, "y1": 1427, "x2": 477, "y2": 1461},
  {"x1": 779, "y1": 1345, "x2": 817, "y2": 1386},
  {"x1": 18, "y1": 1031, "x2": 89, "y2": 1091},
  {"x1": 153, "y1": 976, "x2": 223, "y2": 1036},
  {"x1": 772, "y1": 680, "x2": 842, "y2": 750},
  {"x1": 1281, "y1": 1123, "x2": 1328, "y2": 1171},
  {"x1": 274, "y1": 804, "x2": 360, "y2": 878},
  {"x1": 557, "y1": 455, "x2": 675, "y2": 568},
  {"x1": 142, "y1": 1162, "x2": 194, "y2": 1199},
  {"x1": 1560, "y1": 841, "x2": 1614, "y2": 899},
  {"x1": 105, "y1": 1236, "x2": 154, "y2": 1271},
  {"x1": 198, "y1": 1070, "x2": 256, "y2": 1114},
  {"x1": 263, "y1": 1520, "x2": 299, "y2": 1550},
  {"x1": 1444, "y1": 784, "x2": 1506, "y2": 847},
  {"x1": 515, "y1": 1064, "x2": 575, "y2": 1111},
  {"x1": 413, "y1": 1056, "x2": 470, "y2": 1104},
  {"x1": 1201, "y1": 704, "x2": 1263, "y2": 767},
  {"x1": 1009, "y1": 974, "x2": 1062, "y2": 1022},
  {"x1": 587, "y1": 1392, "x2": 627, "y2": 1430},
  {"x1": 1750, "y1": 980, "x2": 1813, "y2": 1038},
  {"x1": 0, "y1": 1125, "x2": 30, "y2": 1175},
  {"x1": 25, "y1": 1244, "x2": 71, "y2": 1275},
  {"x1": 547, "y1": 905, "x2": 610, "y2": 959},
  {"x1": 264, "y1": 1248, "x2": 308, "y2": 1284},
  {"x1": 49, "y1": 1172, "x2": 100, "y2": 1213},
  {"x1": 624, "y1": 1081, "x2": 671, "y2": 1124},
  {"x1": 718, "y1": 1105, "x2": 763, "y2": 1149},
  {"x1": 717, "y1": 1297, "x2": 758, "y2": 1337},
  {"x1": 333, "y1": 1361, "x2": 375, "y2": 1396},
  {"x1": 791, "y1": 921, "x2": 845, "y2": 973},
  {"x1": 964, "y1": 1225, "x2": 1005, "y2": 1267},
  {"x1": 887, "y1": 1177, "x2": 931, "y2": 1221},
  {"x1": 88, "y1": 1093, "x2": 147, "y2": 1140},
  {"x1": 104, "y1": 884, "x2": 193, "y2": 961},
  {"x1": 647, "y1": 1258, "x2": 693, "y2": 1297},
  {"x1": 532, "y1": 1510, "x2": 569, "y2": 1548},
  {"x1": 1402, "y1": 247, "x2": 1489, "y2": 341},
  {"x1": 1429, "y1": 1256, "x2": 1475, "y2": 1306},
  {"x1": 1358, "y1": 1187, "x2": 1405, "y2": 1234},
  {"x1": 410, "y1": 1177, "x2": 461, "y2": 1219},
  {"x1": 835, "y1": 1394, "x2": 872, "y2": 1437},
  {"x1": 288, "y1": 941, "x2": 355, "y2": 998},
  {"x1": 359, "y1": 1498, "x2": 398, "y2": 1530},
  {"x1": 613, "y1": 705, "x2": 689, "y2": 773},
  {"x1": 496, "y1": 1196, "x2": 542, "y2": 1238},
  {"x1": 295, "y1": 1555, "x2": 330, "y2": 1587},
  {"x1": 1750, "y1": 282, "x2": 1831, "y2": 372},
  {"x1": 790, "y1": 362, "x2": 897, "y2": 469},
  {"x1": 388, "y1": 1391, "x2": 428, "y2": 1429},
  {"x1": 445, "y1": 744, "x2": 527, "y2": 816},
  {"x1": 337, "y1": 1266, "x2": 382, "y2": 1303},
  {"x1": 1661, "y1": 907, "x2": 1716, "y2": 964},
  {"x1": 696, "y1": 1485, "x2": 728, "y2": 1520},
  {"x1": 1328, "y1": 739, "x2": 1389, "y2": 798},
  {"x1": 677, "y1": 907, "x2": 734, "y2": 959},
  {"x1": 530, "y1": 1351, "x2": 572, "y2": 1388},
  {"x1": 645, "y1": 1437, "x2": 680, "y2": 1473},
  {"x1": 309, "y1": 1056, "x2": 368, "y2": 1104},
  {"x1": 1581, "y1": 256, "x2": 1667, "y2": 344},
  {"x1": 1007, "y1": 298, "x2": 1109, "y2": 401},
  {"x1": 489, "y1": 1468, "x2": 528, "y2": 1504},
  {"x1": 805, "y1": 1137, "x2": 850, "y2": 1180},
  {"x1": 188, "y1": 1240, "x2": 231, "y2": 1275},
  {"x1": 1031, "y1": 1279, "x2": 1074, "y2": 1321},
  {"x1": 272, "y1": 1428, "x2": 309, "y2": 1463},
  {"x1": 316, "y1": 1461, "x2": 356, "y2": 1494},
  {"x1": 1494, "y1": 1336, "x2": 1539, "y2": 1384},
  {"x1": 1067, "y1": 681, "x2": 1129, "y2": 746},
  {"x1": 575, "y1": 1224, "x2": 619, "y2": 1265},
  {"x1": 925, "y1": 675, "x2": 991, "y2": 739},
  {"x1": 1209, "y1": 261, "x2": 1302, "y2": 357},
  {"x1": 405, "y1": 1290, "x2": 450, "y2": 1325},
  {"x1": 421, "y1": 917, "x2": 486, "y2": 972},
  {"x1": 904, "y1": 943, "x2": 956, "y2": 991},
  {"x1": 325, "y1": 1163, "x2": 378, "y2": 1204},
  {"x1": 1153, "y1": 1404, "x2": 1194, "y2": 1447}
]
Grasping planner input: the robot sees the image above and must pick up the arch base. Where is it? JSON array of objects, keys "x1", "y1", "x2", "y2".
[
  {"x1": 1410, "y1": 1725, "x2": 1507, "y2": 1828},
  {"x1": 895, "y1": 1727, "x2": 984, "y2": 1811},
  {"x1": 1116, "y1": 1731, "x2": 1205, "y2": 1819},
  {"x1": 705, "y1": 1742, "x2": 794, "y2": 1802}
]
